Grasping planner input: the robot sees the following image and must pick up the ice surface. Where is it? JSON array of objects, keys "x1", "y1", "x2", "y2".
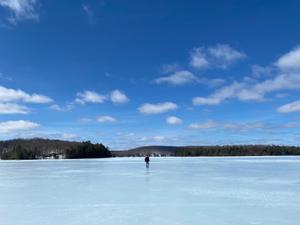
[{"x1": 0, "y1": 157, "x2": 300, "y2": 225}]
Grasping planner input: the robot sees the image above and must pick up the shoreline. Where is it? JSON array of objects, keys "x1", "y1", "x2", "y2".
[{"x1": 1, "y1": 155, "x2": 300, "y2": 161}]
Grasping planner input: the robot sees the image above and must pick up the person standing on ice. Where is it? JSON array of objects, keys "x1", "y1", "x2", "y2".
[{"x1": 145, "y1": 155, "x2": 150, "y2": 168}]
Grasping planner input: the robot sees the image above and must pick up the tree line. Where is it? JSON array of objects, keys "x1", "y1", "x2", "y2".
[
  {"x1": 1, "y1": 140, "x2": 111, "y2": 160},
  {"x1": 1, "y1": 138, "x2": 300, "y2": 160},
  {"x1": 175, "y1": 145, "x2": 300, "y2": 156},
  {"x1": 65, "y1": 141, "x2": 111, "y2": 159}
]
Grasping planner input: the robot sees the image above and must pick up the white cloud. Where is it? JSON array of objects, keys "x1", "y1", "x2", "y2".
[
  {"x1": 166, "y1": 116, "x2": 182, "y2": 125},
  {"x1": 75, "y1": 90, "x2": 106, "y2": 104},
  {"x1": 208, "y1": 44, "x2": 246, "y2": 68},
  {"x1": 0, "y1": 120, "x2": 39, "y2": 134},
  {"x1": 197, "y1": 77, "x2": 226, "y2": 87},
  {"x1": 138, "y1": 102, "x2": 178, "y2": 115},
  {"x1": 49, "y1": 104, "x2": 64, "y2": 111},
  {"x1": 276, "y1": 46, "x2": 300, "y2": 72},
  {"x1": 110, "y1": 89, "x2": 129, "y2": 104},
  {"x1": 254, "y1": 73, "x2": 300, "y2": 93},
  {"x1": 153, "y1": 135, "x2": 165, "y2": 142},
  {"x1": 0, "y1": 102, "x2": 29, "y2": 114},
  {"x1": 97, "y1": 116, "x2": 116, "y2": 123},
  {"x1": 187, "y1": 119, "x2": 297, "y2": 133},
  {"x1": 190, "y1": 44, "x2": 246, "y2": 69},
  {"x1": 49, "y1": 103, "x2": 74, "y2": 112},
  {"x1": 275, "y1": 93, "x2": 289, "y2": 99},
  {"x1": 0, "y1": 0, "x2": 39, "y2": 24},
  {"x1": 277, "y1": 100, "x2": 300, "y2": 113},
  {"x1": 79, "y1": 117, "x2": 92, "y2": 123},
  {"x1": 25, "y1": 93, "x2": 52, "y2": 103},
  {"x1": 251, "y1": 64, "x2": 273, "y2": 77},
  {"x1": 161, "y1": 63, "x2": 182, "y2": 73},
  {"x1": 193, "y1": 72, "x2": 300, "y2": 105},
  {"x1": 61, "y1": 133, "x2": 78, "y2": 139},
  {"x1": 0, "y1": 86, "x2": 51, "y2": 115},
  {"x1": 139, "y1": 136, "x2": 149, "y2": 142},
  {"x1": 193, "y1": 81, "x2": 245, "y2": 105},
  {"x1": 193, "y1": 96, "x2": 222, "y2": 105},
  {"x1": 190, "y1": 47, "x2": 209, "y2": 69},
  {"x1": 223, "y1": 122, "x2": 265, "y2": 132},
  {"x1": 222, "y1": 121, "x2": 296, "y2": 132},
  {"x1": 75, "y1": 89, "x2": 129, "y2": 105},
  {"x1": 0, "y1": 86, "x2": 52, "y2": 103},
  {"x1": 189, "y1": 120, "x2": 218, "y2": 129},
  {"x1": 155, "y1": 69, "x2": 225, "y2": 87},
  {"x1": 155, "y1": 70, "x2": 198, "y2": 86}
]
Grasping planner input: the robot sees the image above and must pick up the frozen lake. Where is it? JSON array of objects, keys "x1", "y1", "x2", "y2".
[{"x1": 0, "y1": 157, "x2": 300, "y2": 225}]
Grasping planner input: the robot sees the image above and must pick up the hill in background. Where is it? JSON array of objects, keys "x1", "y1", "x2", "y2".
[
  {"x1": 113, "y1": 145, "x2": 300, "y2": 157},
  {"x1": 112, "y1": 146, "x2": 179, "y2": 157},
  {"x1": 0, "y1": 138, "x2": 110, "y2": 160}
]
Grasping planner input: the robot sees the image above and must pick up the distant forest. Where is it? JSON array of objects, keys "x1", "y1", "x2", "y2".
[
  {"x1": 112, "y1": 145, "x2": 300, "y2": 157},
  {"x1": 1, "y1": 138, "x2": 300, "y2": 160},
  {"x1": 0, "y1": 138, "x2": 111, "y2": 160},
  {"x1": 174, "y1": 145, "x2": 300, "y2": 157}
]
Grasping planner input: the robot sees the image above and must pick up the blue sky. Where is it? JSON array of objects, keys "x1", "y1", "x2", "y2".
[{"x1": 0, "y1": 0, "x2": 300, "y2": 149}]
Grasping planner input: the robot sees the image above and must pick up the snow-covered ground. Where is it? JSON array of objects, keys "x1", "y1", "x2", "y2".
[{"x1": 0, "y1": 157, "x2": 299, "y2": 225}]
